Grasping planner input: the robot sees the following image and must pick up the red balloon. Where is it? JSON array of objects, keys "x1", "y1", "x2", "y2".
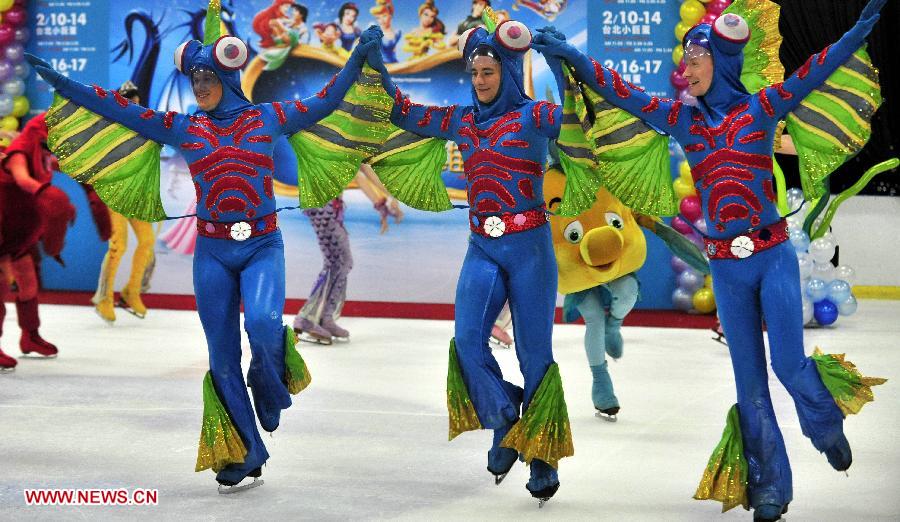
[
  {"x1": 671, "y1": 216, "x2": 693, "y2": 236},
  {"x1": 707, "y1": 0, "x2": 730, "y2": 16},
  {"x1": 0, "y1": 24, "x2": 14, "y2": 47},
  {"x1": 13, "y1": 0, "x2": 26, "y2": 6},
  {"x1": 677, "y1": 60, "x2": 686, "y2": 75},
  {"x1": 700, "y1": 13, "x2": 718, "y2": 25},
  {"x1": 680, "y1": 195, "x2": 703, "y2": 222},
  {"x1": 670, "y1": 70, "x2": 689, "y2": 90},
  {"x1": 3, "y1": 7, "x2": 27, "y2": 28}
]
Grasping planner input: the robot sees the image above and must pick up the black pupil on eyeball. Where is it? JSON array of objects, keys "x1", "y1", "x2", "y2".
[{"x1": 569, "y1": 231, "x2": 579, "y2": 240}]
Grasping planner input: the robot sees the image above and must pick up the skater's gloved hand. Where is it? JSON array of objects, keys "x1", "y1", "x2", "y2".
[
  {"x1": 847, "y1": 0, "x2": 887, "y2": 43},
  {"x1": 348, "y1": 26, "x2": 383, "y2": 70},
  {"x1": 26, "y1": 53, "x2": 66, "y2": 90},
  {"x1": 532, "y1": 26, "x2": 574, "y2": 59}
]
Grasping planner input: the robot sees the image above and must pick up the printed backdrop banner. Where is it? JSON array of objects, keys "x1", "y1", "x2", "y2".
[{"x1": 26, "y1": 0, "x2": 684, "y2": 309}]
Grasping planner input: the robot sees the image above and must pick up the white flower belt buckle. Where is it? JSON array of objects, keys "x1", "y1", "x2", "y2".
[{"x1": 230, "y1": 221, "x2": 252, "y2": 241}]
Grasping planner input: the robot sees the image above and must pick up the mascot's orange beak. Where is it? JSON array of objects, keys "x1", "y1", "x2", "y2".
[{"x1": 580, "y1": 226, "x2": 623, "y2": 267}]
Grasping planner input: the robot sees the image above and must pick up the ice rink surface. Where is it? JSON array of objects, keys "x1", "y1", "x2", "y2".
[{"x1": 1, "y1": 301, "x2": 898, "y2": 521}]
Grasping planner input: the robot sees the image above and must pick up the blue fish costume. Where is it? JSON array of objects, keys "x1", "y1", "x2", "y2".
[
  {"x1": 331, "y1": 13, "x2": 578, "y2": 503},
  {"x1": 27, "y1": 0, "x2": 381, "y2": 489},
  {"x1": 533, "y1": 0, "x2": 888, "y2": 518}
]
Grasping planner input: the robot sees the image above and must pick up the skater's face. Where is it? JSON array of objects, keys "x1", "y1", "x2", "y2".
[
  {"x1": 471, "y1": 1, "x2": 486, "y2": 17},
  {"x1": 471, "y1": 55, "x2": 501, "y2": 103},
  {"x1": 191, "y1": 69, "x2": 223, "y2": 112},
  {"x1": 683, "y1": 54, "x2": 713, "y2": 97}
]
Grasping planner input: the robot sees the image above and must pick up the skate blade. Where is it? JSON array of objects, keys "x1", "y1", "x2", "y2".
[
  {"x1": 538, "y1": 497, "x2": 550, "y2": 508},
  {"x1": 488, "y1": 338, "x2": 513, "y2": 350},
  {"x1": 330, "y1": 335, "x2": 350, "y2": 343},
  {"x1": 594, "y1": 411, "x2": 618, "y2": 422},
  {"x1": 0, "y1": 367, "x2": 15, "y2": 373},
  {"x1": 19, "y1": 352, "x2": 58, "y2": 359},
  {"x1": 711, "y1": 335, "x2": 727, "y2": 346},
  {"x1": 297, "y1": 334, "x2": 332, "y2": 346},
  {"x1": 117, "y1": 298, "x2": 146, "y2": 319},
  {"x1": 493, "y1": 472, "x2": 508, "y2": 485},
  {"x1": 217, "y1": 477, "x2": 264, "y2": 494}
]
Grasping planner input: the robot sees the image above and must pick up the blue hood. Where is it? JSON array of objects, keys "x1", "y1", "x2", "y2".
[
  {"x1": 461, "y1": 26, "x2": 531, "y2": 123},
  {"x1": 683, "y1": 18, "x2": 749, "y2": 124},
  {"x1": 177, "y1": 37, "x2": 253, "y2": 120}
]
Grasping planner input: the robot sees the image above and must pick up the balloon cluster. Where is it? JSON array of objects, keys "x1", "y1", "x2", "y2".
[
  {"x1": 0, "y1": 0, "x2": 29, "y2": 135},
  {"x1": 670, "y1": 151, "x2": 716, "y2": 314},
  {"x1": 671, "y1": 0, "x2": 732, "y2": 107},
  {"x1": 785, "y1": 188, "x2": 858, "y2": 326}
]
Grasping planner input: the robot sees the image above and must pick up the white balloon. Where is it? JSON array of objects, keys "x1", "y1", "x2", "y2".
[
  {"x1": 797, "y1": 253, "x2": 814, "y2": 280},
  {"x1": 801, "y1": 297, "x2": 814, "y2": 325},
  {"x1": 808, "y1": 237, "x2": 836, "y2": 264},
  {"x1": 833, "y1": 265, "x2": 856, "y2": 285},
  {"x1": 811, "y1": 261, "x2": 834, "y2": 283}
]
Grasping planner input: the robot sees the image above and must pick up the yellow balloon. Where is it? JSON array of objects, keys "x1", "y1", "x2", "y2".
[
  {"x1": 672, "y1": 45, "x2": 684, "y2": 66},
  {"x1": 11, "y1": 96, "x2": 28, "y2": 118},
  {"x1": 675, "y1": 21, "x2": 692, "y2": 42},
  {"x1": 0, "y1": 115, "x2": 18, "y2": 131},
  {"x1": 704, "y1": 275, "x2": 714, "y2": 288},
  {"x1": 692, "y1": 287, "x2": 717, "y2": 314},
  {"x1": 0, "y1": 137, "x2": 9, "y2": 148},
  {"x1": 0, "y1": 0, "x2": 12, "y2": 12},
  {"x1": 680, "y1": 0, "x2": 707, "y2": 26},
  {"x1": 673, "y1": 177, "x2": 696, "y2": 200},
  {"x1": 679, "y1": 160, "x2": 692, "y2": 181}
]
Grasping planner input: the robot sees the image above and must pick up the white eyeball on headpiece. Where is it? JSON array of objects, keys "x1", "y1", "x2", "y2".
[
  {"x1": 458, "y1": 27, "x2": 477, "y2": 55},
  {"x1": 713, "y1": 13, "x2": 750, "y2": 43},
  {"x1": 213, "y1": 36, "x2": 249, "y2": 71},
  {"x1": 174, "y1": 40, "x2": 197, "y2": 73},
  {"x1": 495, "y1": 20, "x2": 532, "y2": 52}
]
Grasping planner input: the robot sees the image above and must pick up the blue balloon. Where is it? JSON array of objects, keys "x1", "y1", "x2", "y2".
[
  {"x1": 837, "y1": 294, "x2": 858, "y2": 316},
  {"x1": 789, "y1": 228, "x2": 810, "y2": 253},
  {"x1": 827, "y1": 279, "x2": 851, "y2": 304},
  {"x1": 805, "y1": 278, "x2": 828, "y2": 302},
  {"x1": 672, "y1": 287, "x2": 694, "y2": 312},
  {"x1": 814, "y1": 299, "x2": 839, "y2": 325},
  {"x1": 677, "y1": 269, "x2": 704, "y2": 292}
]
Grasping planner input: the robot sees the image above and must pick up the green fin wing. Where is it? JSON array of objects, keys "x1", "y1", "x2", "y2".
[
  {"x1": 555, "y1": 67, "x2": 604, "y2": 217},
  {"x1": 45, "y1": 94, "x2": 165, "y2": 222},
  {"x1": 724, "y1": 0, "x2": 785, "y2": 93},
  {"x1": 785, "y1": 47, "x2": 882, "y2": 200}
]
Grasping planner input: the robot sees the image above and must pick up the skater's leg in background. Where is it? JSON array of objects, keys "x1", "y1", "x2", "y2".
[
  {"x1": 119, "y1": 218, "x2": 155, "y2": 316},
  {"x1": 92, "y1": 211, "x2": 128, "y2": 320},
  {"x1": 0, "y1": 258, "x2": 14, "y2": 369},
  {"x1": 712, "y1": 257, "x2": 792, "y2": 510},
  {"x1": 761, "y1": 243, "x2": 844, "y2": 455},
  {"x1": 576, "y1": 289, "x2": 618, "y2": 411},
  {"x1": 11, "y1": 254, "x2": 57, "y2": 356},
  {"x1": 194, "y1": 239, "x2": 268, "y2": 481},
  {"x1": 294, "y1": 202, "x2": 348, "y2": 339},
  {"x1": 491, "y1": 302, "x2": 514, "y2": 346},
  {"x1": 240, "y1": 231, "x2": 292, "y2": 432},
  {"x1": 454, "y1": 241, "x2": 521, "y2": 430},
  {"x1": 604, "y1": 275, "x2": 639, "y2": 359},
  {"x1": 318, "y1": 200, "x2": 353, "y2": 338}
]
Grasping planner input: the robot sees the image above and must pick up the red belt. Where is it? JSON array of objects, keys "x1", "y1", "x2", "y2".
[
  {"x1": 704, "y1": 219, "x2": 789, "y2": 260},
  {"x1": 196, "y1": 213, "x2": 278, "y2": 241},
  {"x1": 469, "y1": 206, "x2": 548, "y2": 239}
]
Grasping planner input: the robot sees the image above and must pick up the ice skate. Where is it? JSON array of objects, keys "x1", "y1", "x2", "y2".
[
  {"x1": 526, "y1": 459, "x2": 559, "y2": 508},
  {"x1": 711, "y1": 320, "x2": 727, "y2": 346},
  {"x1": 0, "y1": 347, "x2": 16, "y2": 372},
  {"x1": 753, "y1": 502, "x2": 788, "y2": 522},
  {"x1": 486, "y1": 424, "x2": 517, "y2": 485},
  {"x1": 118, "y1": 287, "x2": 147, "y2": 318},
  {"x1": 94, "y1": 298, "x2": 116, "y2": 324},
  {"x1": 293, "y1": 317, "x2": 333, "y2": 345},
  {"x1": 590, "y1": 362, "x2": 619, "y2": 422},
  {"x1": 489, "y1": 325, "x2": 513, "y2": 350},
  {"x1": 320, "y1": 318, "x2": 349, "y2": 342},
  {"x1": 217, "y1": 467, "x2": 263, "y2": 494},
  {"x1": 19, "y1": 330, "x2": 58, "y2": 358}
]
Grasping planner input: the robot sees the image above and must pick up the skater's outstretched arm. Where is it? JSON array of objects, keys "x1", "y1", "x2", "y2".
[
  {"x1": 532, "y1": 27, "x2": 687, "y2": 138},
  {"x1": 761, "y1": 0, "x2": 887, "y2": 120},
  {"x1": 366, "y1": 33, "x2": 462, "y2": 140},
  {"x1": 264, "y1": 26, "x2": 383, "y2": 135},
  {"x1": 26, "y1": 54, "x2": 186, "y2": 146}
]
